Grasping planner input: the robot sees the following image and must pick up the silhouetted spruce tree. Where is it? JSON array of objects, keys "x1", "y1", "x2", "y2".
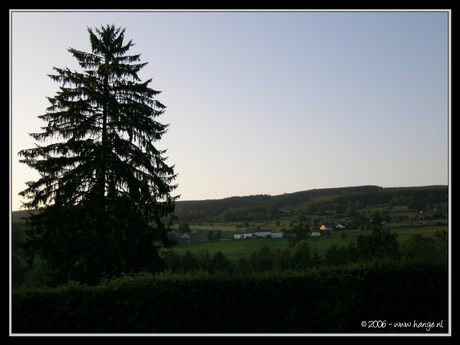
[{"x1": 18, "y1": 25, "x2": 178, "y2": 284}]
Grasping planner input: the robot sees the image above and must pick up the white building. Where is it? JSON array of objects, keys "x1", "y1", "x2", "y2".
[
  {"x1": 270, "y1": 231, "x2": 285, "y2": 239},
  {"x1": 234, "y1": 228, "x2": 284, "y2": 239},
  {"x1": 233, "y1": 232, "x2": 253, "y2": 239}
]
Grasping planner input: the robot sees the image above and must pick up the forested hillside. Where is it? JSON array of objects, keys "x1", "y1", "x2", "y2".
[
  {"x1": 173, "y1": 185, "x2": 448, "y2": 224},
  {"x1": 12, "y1": 185, "x2": 448, "y2": 225}
]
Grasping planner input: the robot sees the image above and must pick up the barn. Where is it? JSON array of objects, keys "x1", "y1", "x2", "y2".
[{"x1": 233, "y1": 228, "x2": 285, "y2": 239}]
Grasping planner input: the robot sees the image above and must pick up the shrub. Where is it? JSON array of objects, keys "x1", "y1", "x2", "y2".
[
  {"x1": 274, "y1": 247, "x2": 293, "y2": 271},
  {"x1": 210, "y1": 251, "x2": 233, "y2": 274},
  {"x1": 256, "y1": 244, "x2": 275, "y2": 271},
  {"x1": 292, "y1": 239, "x2": 310, "y2": 270},
  {"x1": 356, "y1": 227, "x2": 400, "y2": 261}
]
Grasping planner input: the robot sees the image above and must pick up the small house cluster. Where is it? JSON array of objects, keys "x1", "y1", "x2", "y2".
[
  {"x1": 233, "y1": 228, "x2": 285, "y2": 239},
  {"x1": 312, "y1": 223, "x2": 346, "y2": 237}
]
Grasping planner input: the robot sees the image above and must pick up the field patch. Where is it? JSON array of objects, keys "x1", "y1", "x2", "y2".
[{"x1": 171, "y1": 224, "x2": 448, "y2": 258}]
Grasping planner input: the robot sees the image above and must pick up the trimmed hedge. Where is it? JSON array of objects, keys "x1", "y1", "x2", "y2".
[{"x1": 12, "y1": 262, "x2": 448, "y2": 333}]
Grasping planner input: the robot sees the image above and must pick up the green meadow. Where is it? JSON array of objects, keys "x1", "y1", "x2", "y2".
[{"x1": 168, "y1": 223, "x2": 448, "y2": 258}]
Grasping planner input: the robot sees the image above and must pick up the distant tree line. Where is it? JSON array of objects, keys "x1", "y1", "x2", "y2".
[
  {"x1": 12, "y1": 219, "x2": 447, "y2": 288},
  {"x1": 286, "y1": 186, "x2": 448, "y2": 220},
  {"x1": 164, "y1": 227, "x2": 447, "y2": 275},
  {"x1": 175, "y1": 186, "x2": 383, "y2": 218},
  {"x1": 331, "y1": 185, "x2": 447, "y2": 212},
  {"x1": 173, "y1": 185, "x2": 447, "y2": 224},
  {"x1": 174, "y1": 195, "x2": 272, "y2": 223}
]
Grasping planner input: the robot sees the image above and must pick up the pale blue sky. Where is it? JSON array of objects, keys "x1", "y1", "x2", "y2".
[{"x1": 10, "y1": 10, "x2": 450, "y2": 211}]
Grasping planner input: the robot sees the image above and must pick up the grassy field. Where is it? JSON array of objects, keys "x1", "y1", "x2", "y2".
[
  {"x1": 169, "y1": 223, "x2": 448, "y2": 259},
  {"x1": 12, "y1": 204, "x2": 448, "y2": 261}
]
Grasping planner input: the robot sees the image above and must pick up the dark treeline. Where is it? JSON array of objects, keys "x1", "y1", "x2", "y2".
[
  {"x1": 164, "y1": 227, "x2": 448, "y2": 276},
  {"x1": 174, "y1": 194, "x2": 272, "y2": 223},
  {"x1": 12, "y1": 223, "x2": 448, "y2": 288},
  {"x1": 173, "y1": 185, "x2": 448, "y2": 224},
  {"x1": 331, "y1": 185, "x2": 448, "y2": 210},
  {"x1": 11, "y1": 185, "x2": 448, "y2": 287},
  {"x1": 175, "y1": 185, "x2": 382, "y2": 222},
  {"x1": 13, "y1": 185, "x2": 446, "y2": 225}
]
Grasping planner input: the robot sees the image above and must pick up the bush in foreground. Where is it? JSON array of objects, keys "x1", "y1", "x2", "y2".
[{"x1": 12, "y1": 261, "x2": 448, "y2": 333}]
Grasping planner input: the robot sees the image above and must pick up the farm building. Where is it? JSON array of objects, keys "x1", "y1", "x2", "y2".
[
  {"x1": 266, "y1": 230, "x2": 285, "y2": 238},
  {"x1": 234, "y1": 228, "x2": 284, "y2": 239},
  {"x1": 233, "y1": 231, "x2": 253, "y2": 239}
]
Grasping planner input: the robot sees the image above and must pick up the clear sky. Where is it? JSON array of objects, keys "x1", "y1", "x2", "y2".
[{"x1": 10, "y1": 10, "x2": 450, "y2": 211}]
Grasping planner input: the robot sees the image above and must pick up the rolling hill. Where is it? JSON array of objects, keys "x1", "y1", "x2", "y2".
[
  {"x1": 12, "y1": 185, "x2": 448, "y2": 224},
  {"x1": 173, "y1": 184, "x2": 448, "y2": 223}
]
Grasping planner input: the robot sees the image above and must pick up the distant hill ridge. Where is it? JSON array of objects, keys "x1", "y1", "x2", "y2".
[
  {"x1": 173, "y1": 185, "x2": 447, "y2": 222},
  {"x1": 12, "y1": 185, "x2": 448, "y2": 224}
]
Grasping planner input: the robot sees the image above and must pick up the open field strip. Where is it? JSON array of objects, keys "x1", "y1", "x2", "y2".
[{"x1": 169, "y1": 224, "x2": 448, "y2": 258}]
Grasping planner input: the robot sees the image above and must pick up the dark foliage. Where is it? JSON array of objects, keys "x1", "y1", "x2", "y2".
[
  {"x1": 12, "y1": 222, "x2": 449, "y2": 333},
  {"x1": 12, "y1": 262, "x2": 448, "y2": 333},
  {"x1": 173, "y1": 185, "x2": 447, "y2": 223}
]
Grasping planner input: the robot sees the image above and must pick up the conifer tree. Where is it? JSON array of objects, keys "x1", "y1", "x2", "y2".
[{"x1": 18, "y1": 25, "x2": 178, "y2": 284}]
